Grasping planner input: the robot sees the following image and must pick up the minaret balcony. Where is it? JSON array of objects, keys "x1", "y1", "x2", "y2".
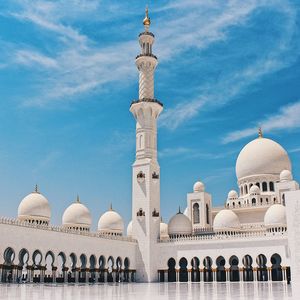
[
  {"x1": 130, "y1": 98, "x2": 163, "y2": 108},
  {"x1": 139, "y1": 31, "x2": 155, "y2": 38},
  {"x1": 136, "y1": 53, "x2": 157, "y2": 60}
]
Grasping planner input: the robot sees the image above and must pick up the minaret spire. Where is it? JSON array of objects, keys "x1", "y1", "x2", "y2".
[{"x1": 258, "y1": 127, "x2": 263, "y2": 138}]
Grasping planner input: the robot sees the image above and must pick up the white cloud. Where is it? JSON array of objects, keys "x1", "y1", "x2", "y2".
[
  {"x1": 15, "y1": 50, "x2": 58, "y2": 68},
  {"x1": 222, "y1": 101, "x2": 300, "y2": 143}
]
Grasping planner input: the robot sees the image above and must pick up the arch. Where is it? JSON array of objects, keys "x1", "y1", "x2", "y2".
[
  {"x1": 271, "y1": 253, "x2": 283, "y2": 281},
  {"x1": 256, "y1": 254, "x2": 268, "y2": 281},
  {"x1": 68, "y1": 253, "x2": 77, "y2": 283},
  {"x1": 79, "y1": 254, "x2": 87, "y2": 283},
  {"x1": 252, "y1": 198, "x2": 256, "y2": 205},
  {"x1": 167, "y1": 258, "x2": 176, "y2": 282},
  {"x1": 191, "y1": 257, "x2": 200, "y2": 282},
  {"x1": 179, "y1": 257, "x2": 188, "y2": 282},
  {"x1": 203, "y1": 256, "x2": 213, "y2": 282},
  {"x1": 32, "y1": 250, "x2": 43, "y2": 283},
  {"x1": 262, "y1": 182, "x2": 268, "y2": 192},
  {"x1": 107, "y1": 256, "x2": 114, "y2": 282},
  {"x1": 116, "y1": 257, "x2": 122, "y2": 282},
  {"x1": 4, "y1": 247, "x2": 15, "y2": 265},
  {"x1": 269, "y1": 182, "x2": 275, "y2": 192},
  {"x1": 241, "y1": 186, "x2": 244, "y2": 196},
  {"x1": 256, "y1": 182, "x2": 260, "y2": 189},
  {"x1": 245, "y1": 185, "x2": 248, "y2": 194},
  {"x1": 216, "y1": 256, "x2": 226, "y2": 282},
  {"x1": 88, "y1": 255, "x2": 97, "y2": 283},
  {"x1": 206, "y1": 204, "x2": 210, "y2": 224},
  {"x1": 282, "y1": 193, "x2": 285, "y2": 206},
  {"x1": 98, "y1": 255, "x2": 106, "y2": 283},
  {"x1": 45, "y1": 251, "x2": 55, "y2": 282},
  {"x1": 18, "y1": 248, "x2": 29, "y2": 283},
  {"x1": 124, "y1": 257, "x2": 130, "y2": 282},
  {"x1": 2, "y1": 247, "x2": 15, "y2": 283},
  {"x1": 193, "y1": 203, "x2": 200, "y2": 224},
  {"x1": 242, "y1": 255, "x2": 253, "y2": 281},
  {"x1": 56, "y1": 252, "x2": 66, "y2": 283},
  {"x1": 229, "y1": 255, "x2": 239, "y2": 281}
]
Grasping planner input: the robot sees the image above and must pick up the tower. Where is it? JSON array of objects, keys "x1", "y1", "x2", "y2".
[{"x1": 130, "y1": 8, "x2": 163, "y2": 282}]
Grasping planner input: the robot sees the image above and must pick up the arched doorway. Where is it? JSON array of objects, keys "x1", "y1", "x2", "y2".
[
  {"x1": 216, "y1": 256, "x2": 226, "y2": 282},
  {"x1": 18, "y1": 248, "x2": 29, "y2": 283},
  {"x1": 116, "y1": 257, "x2": 122, "y2": 282},
  {"x1": 271, "y1": 254, "x2": 283, "y2": 281},
  {"x1": 107, "y1": 256, "x2": 114, "y2": 282},
  {"x1": 191, "y1": 257, "x2": 200, "y2": 282},
  {"x1": 256, "y1": 254, "x2": 268, "y2": 281},
  {"x1": 56, "y1": 252, "x2": 66, "y2": 283},
  {"x1": 32, "y1": 250, "x2": 42, "y2": 283},
  {"x1": 124, "y1": 257, "x2": 130, "y2": 282},
  {"x1": 242, "y1": 255, "x2": 253, "y2": 281},
  {"x1": 98, "y1": 255, "x2": 106, "y2": 282},
  {"x1": 229, "y1": 255, "x2": 239, "y2": 281},
  {"x1": 89, "y1": 255, "x2": 96, "y2": 283},
  {"x1": 79, "y1": 254, "x2": 87, "y2": 282},
  {"x1": 2, "y1": 247, "x2": 15, "y2": 282},
  {"x1": 203, "y1": 256, "x2": 213, "y2": 282},
  {"x1": 179, "y1": 257, "x2": 188, "y2": 282},
  {"x1": 45, "y1": 251, "x2": 55, "y2": 283},
  {"x1": 167, "y1": 258, "x2": 176, "y2": 282},
  {"x1": 68, "y1": 253, "x2": 77, "y2": 283}
]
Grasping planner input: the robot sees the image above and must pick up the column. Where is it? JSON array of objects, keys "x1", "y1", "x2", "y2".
[
  {"x1": 225, "y1": 268, "x2": 230, "y2": 281},
  {"x1": 0, "y1": 266, "x2": 3, "y2": 282},
  {"x1": 74, "y1": 268, "x2": 79, "y2": 283},
  {"x1": 164, "y1": 270, "x2": 168, "y2": 282},
  {"x1": 52, "y1": 267, "x2": 57, "y2": 283},
  {"x1": 188, "y1": 269, "x2": 191, "y2": 282},
  {"x1": 267, "y1": 267, "x2": 272, "y2": 281},
  {"x1": 212, "y1": 268, "x2": 216, "y2": 282},
  {"x1": 239, "y1": 268, "x2": 244, "y2": 282},
  {"x1": 63, "y1": 267, "x2": 68, "y2": 283},
  {"x1": 94, "y1": 269, "x2": 99, "y2": 283},
  {"x1": 104, "y1": 269, "x2": 108, "y2": 283},
  {"x1": 176, "y1": 269, "x2": 179, "y2": 282},
  {"x1": 253, "y1": 267, "x2": 257, "y2": 281}
]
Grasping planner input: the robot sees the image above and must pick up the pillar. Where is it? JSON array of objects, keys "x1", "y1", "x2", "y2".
[
  {"x1": 104, "y1": 269, "x2": 108, "y2": 283},
  {"x1": 74, "y1": 268, "x2": 79, "y2": 283},
  {"x1": 52, "y1": 267, "x2": 57, "y2": 283},
  {"x1": 176, "y1": 269, "x2": 179, "y2": 282},
  {"x1": 164, "y1": 270, "x2": 168, "y2": 282},
  {"x1": 188, "y1": 269, "x2": 191, "y2": 282},
  {"x1": 239, "y1": 268, "x2": 244, "y2": 282},
  {"x1": 253, "y1": 267, "x2": 257, "y2": 281}
]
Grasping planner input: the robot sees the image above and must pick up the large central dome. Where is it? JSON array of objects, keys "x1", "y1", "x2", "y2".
[{"x1": 236, "y1": 137, "x2": 291, "y2": 180}]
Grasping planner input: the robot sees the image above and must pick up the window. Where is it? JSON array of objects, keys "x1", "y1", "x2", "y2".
[
  {"x1": 193, "y1": 203, "x2": 200, "y2": 224},
  {"x1": 252, "y1": 198, "x2": 256, "y2": 205},
  {"x1": 245, "y1": 185, "x2": 248, "y2": 194},
  {"x1": 269, "y1": 182, "x2": 274, "y2": 192},
  {"x1": 206, "y1": 204, "x2": 209, "y2": 224},
  {"x1": 262, "y1": 182, "x2": 267, "y2": 192},
  {"x1": 282, "y1": 194, "x2": 285, "y2": 206}
]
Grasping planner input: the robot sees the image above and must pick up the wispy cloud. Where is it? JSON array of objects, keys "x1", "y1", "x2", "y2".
[
  {"x1": 15, "y1": 50, "x2": 58, "y2": 68},
  {"x1": 222, "y1": 100, "x2": 300, "y2": 143}
]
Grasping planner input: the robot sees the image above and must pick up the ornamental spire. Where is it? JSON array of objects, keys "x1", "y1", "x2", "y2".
[
  {"x1": 143, "y1": 5, "x2": 151, "y2": 29},
  {"x1": 76, "y1": 195, "x2": 80, "y2": 203},
  {"x1": 34, "y1": 184, "x2": 39, "y2": 193},
  {"x1": 258, "y1": 127, "x2": 263, "y2": 138}
]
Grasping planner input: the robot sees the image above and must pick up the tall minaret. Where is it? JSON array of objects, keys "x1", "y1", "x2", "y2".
[{"x1": 130, "y1": 7, "x2": 163, "y2": 282}]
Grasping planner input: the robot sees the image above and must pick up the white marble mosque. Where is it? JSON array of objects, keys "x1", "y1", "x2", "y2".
[{"x1": 1, "y1": 9, "x2": 300, "y2": 295}]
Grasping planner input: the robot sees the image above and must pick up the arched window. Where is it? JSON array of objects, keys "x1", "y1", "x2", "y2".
[
  {"x1": 256, "y1": 182, "x2": 260, "y2": 189},
  {"x1": 282, "y1": 194, "x2": 285, "y2": 206},
  {"x1": 193, "y1": 203, "x2": 200, "y2": 224},
  {"x1": 206, "y1": 204, "x2": 209, "y2": 224},
  {"x1": 252, "y1": 198, "x2": 256, "y2": 205},
  {"x1": 262, "y1": 182, "x2": 267, "y2": 192},
  {"x1": 269, "y1": 182, "x2": 274, "y2": 192},
  {"x1": 241, "y1": 186, "x2": 244, "y2": 196}
]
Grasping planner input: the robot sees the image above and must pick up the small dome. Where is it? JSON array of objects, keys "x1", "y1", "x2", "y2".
[
  {"x1": 193, "y1": 181, "x2": 205, "y2": 192},
  {"x1": 264, "y1": 204, "x2": 286, "y2": 228},
  {"x1": 228, "y1": 190, "x2": 238, "y2": 199},
  {"x1": 213, "y1": 209, "x2": 240, "y2": 232},
  {"x1": 62, "y1": 198, "x2": 92, "y2": 230},
  {"x1": 236, "y1": 137, "x2": 291, "y2": 180},
  {"x1": 160, "y1": 221, "x2": 169, "y2": 239},
  {"x1": 280, "y1": 170, "x2": 293, "y2": 182},
  {"x1": 127, "y1": 221, "x2": 133, "y2": 237},
  {"x1": 98, "y1": 206, "x2": 124, "y2": 235},
  {"x1": 168, "y1": 211, "x2": 192, "y2": 236},
  {"x1": 249, "y1": 185, "x2": 260, "y2": 195},
  {"x1": 18, "y1": 188, "x2": 51, "y2": 223}
]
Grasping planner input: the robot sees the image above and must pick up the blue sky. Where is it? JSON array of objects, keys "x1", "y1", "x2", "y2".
[{"x1": 0, "y1": 0, "x2": 300, "y2": 229}]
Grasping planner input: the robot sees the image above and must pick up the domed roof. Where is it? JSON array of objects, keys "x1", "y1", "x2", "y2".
[
  {"x1": 168, "y1": 210, "x2": 192, "y2": 236},
  {"x1": 160, "y1": 221, "x2": 169, "y2": 238},
  {"x1": 249, "y1": 185, "x2": 260, "y2": 195},
  {"x1": 213, "y1": 209, "x2": 240, "y2": 231},
  {"x1": 228, "y1": 190, "x2": 238, "y2": 199},
  {"x1": 62, "y1": 197, "x2": 92, "y2": 228},
  {"x1": 98, "y1": 206, "x2": 124, "y2": 234},
  {"x1": 280, "y1": 169, "x2": 293, "y2": 182},
  {"x1": 264, "y1": 204, "x2": 286, "y2": 228},
  {"x1": 236, "y1": 137, "x2": 291, "y2": 180},
  {"x1": 18, "y1": 187, "x2": 51, "y2": 222},
  {"x1": 127, "y1": 220, "x2": 133, "y2": 237},
  {"x1": 193, "y1": 181, "x2": 205, "y2": 192}
]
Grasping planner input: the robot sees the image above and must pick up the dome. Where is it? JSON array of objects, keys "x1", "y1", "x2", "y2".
[
  {"x1": 249, "y1": 185, "x2": 260, "y2": 195},
  {"x1": 213, "y1": 209, "x2": 240, "y2": 232},
  {"x1": 236, "y1": 137, "x2": 291, "y2": 180},
  {"x1": 62, "y1": 198, "x2": 92, "y2": 229},
  {"x1": 18, "y1": 188, "x2": 51, "y2": 223},
  {"x1": 280, "y1": 169, "x2": 293, "y2": 182},
  {"x1": 168, "y1": 211, "x2": 192, "y2": 236},
  {"x1": 160, "y1": 221, "x2": 169, "y2": 239},
  {"x1": 193, "y1": 181, "x2": 205, "y2": 192},
  {"x1": 98, "y1": 206, "x2": 124, "y2": 235},
  {"x1": 264, "y1": 204, "x2": 286, "y2": 228},
  {"x1": 127, "y1": 221, "x2": 133, "y2": 237},
  {"x1": 228, "y1": 190, "x2": 238, "y2": 199}
]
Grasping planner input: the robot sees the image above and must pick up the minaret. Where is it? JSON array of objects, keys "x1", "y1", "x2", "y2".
[{"x1": 130, "y1": 7, "x2": 163, "y2": 282}]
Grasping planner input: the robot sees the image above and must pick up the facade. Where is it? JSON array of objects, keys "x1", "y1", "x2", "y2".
[{"x1": 0, "y1": 9, "x2": 299, "y2": 286}]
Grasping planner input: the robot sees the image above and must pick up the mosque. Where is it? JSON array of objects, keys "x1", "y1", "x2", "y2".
[{"x1": 1, "y1": 9, "x2": 300, "y2": 285}]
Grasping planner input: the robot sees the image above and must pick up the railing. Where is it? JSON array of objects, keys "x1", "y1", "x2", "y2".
[
  {"x1": 159, "y1": 229, "x2": 287, "y2": 243},
  {"x1": 139, "y1": 31, "x2": 155, "y2": 38},
  {"x1": 0, "y1": 216, "x2": 137, "y2": 243},
  {"x1": 135, "y1": 53, "x2": 157, "y2": 60}
]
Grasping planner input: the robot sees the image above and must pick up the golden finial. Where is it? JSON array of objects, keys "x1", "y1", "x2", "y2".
[
  {"x1": 178, "y1": 206, "x2": 181, "y2": 214},
  {"x1": 258, "y1": 127, "x2": 263, "y2": 138},
  {"x1": 34, "y1": 184, "x2": 39, "y2": 193},
  {"x1": 76, "y1": 195, "x2": 80, "y2": 203},
  {"x1": 109, "y1": 203, "x2": 113, "y2": 211},
  {"x1": 143, "y1": 5, "x2": 151, "y2": 26}
]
